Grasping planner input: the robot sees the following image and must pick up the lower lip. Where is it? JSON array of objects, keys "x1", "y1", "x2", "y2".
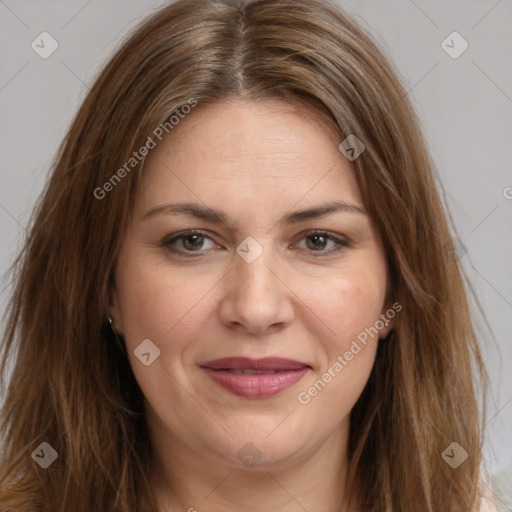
[{"x1": 201, "y1": 367, "x2": 309, "y2": 399}]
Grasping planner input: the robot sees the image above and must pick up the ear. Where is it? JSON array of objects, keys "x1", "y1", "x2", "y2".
[
  {"x1": 377, "y1": 301, "x2": 401, "y2": 339},
  {"x1": 107, "y1": 281, "x2": 125, "y2": 336}
]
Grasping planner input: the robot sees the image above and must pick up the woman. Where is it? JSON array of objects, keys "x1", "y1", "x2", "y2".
[{"x1": 0, "y1": 0, "x2": 495, "y2": 510}]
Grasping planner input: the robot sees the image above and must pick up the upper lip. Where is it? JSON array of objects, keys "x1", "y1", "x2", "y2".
[{"x1": 200, "y1": 357, "x2": 310, "y2": 371}]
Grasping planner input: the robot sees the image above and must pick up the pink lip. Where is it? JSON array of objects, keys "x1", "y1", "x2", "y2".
[{"x1": 200, "y1": 357, "x2": 311, "y2": 399}]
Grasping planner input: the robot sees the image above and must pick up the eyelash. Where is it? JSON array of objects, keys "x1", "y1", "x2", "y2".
[{"x1": 161, "y1": 230, "x2": 349, "y2": 257}]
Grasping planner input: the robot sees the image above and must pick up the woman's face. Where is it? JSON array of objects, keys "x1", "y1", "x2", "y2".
[{"x1": 110, "y1": 98, "x2": 393, "y2": 470}]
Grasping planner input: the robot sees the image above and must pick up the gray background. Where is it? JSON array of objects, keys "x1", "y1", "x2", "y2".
[{"x1": 1, "y1": 0, "x2": 511, "y2": 476}]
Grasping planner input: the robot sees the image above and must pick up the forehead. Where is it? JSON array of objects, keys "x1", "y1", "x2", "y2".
[{"x1": 136, "y1": 98, "x2": 362, "y2": 217}]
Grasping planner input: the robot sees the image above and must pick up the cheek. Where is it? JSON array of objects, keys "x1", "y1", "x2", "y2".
[
  {"x1": 295, "y1": 270, "x2": 383, "y2": 416},
  {"x1": 115, "y1": 254, "x2": 217, "y2": 357},
  {"x1": 296, "y1": 259, "x2": 387, "y2": 356},
  {"x1": 294, "y1": 253, "x2": 387, "y2": 414},
  {"x1": 115, "y1": 257, "x2": 220, "y2": 405}
]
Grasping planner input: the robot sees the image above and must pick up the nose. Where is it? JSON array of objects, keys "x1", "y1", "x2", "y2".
[{"x1": 218, "y1": 243, "x2": 295, "y2": 335}]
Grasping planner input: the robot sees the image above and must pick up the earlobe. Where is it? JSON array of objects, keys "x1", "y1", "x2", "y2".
[
  {"x1": 377, "y1": 313, "x2": 394, "y2": 339},
  {"x1": 379, "y1": 319, "x2": 394, "y2": 339},
  {"x1": 378, "y1": 300, "x2": 401, "y2": 339},
  {"x1": 107, "y1": 283, "x2": 124, "y2": 336}
]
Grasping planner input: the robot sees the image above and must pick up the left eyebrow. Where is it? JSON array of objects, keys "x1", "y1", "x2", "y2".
[
  {"x1": 141, "y1": 200, "x2": 366, "y2": 226},
  {"x1": 282, "y1": 200, "x2": 366, "y2": 224}
]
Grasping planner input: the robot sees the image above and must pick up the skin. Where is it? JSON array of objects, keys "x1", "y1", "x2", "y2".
[{"x1": 109, "y1": 98, "x2": 394, "y2": 512}]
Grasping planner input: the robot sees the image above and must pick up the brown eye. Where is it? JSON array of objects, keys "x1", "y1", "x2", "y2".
[
  {"x1": 306, "y1": 234, "x2": 329, "y2": 251},
  {"x1": 182, "y1": 234, "x2": 205, "y2": 251},
  {"x1": 162, "y1": 230, "x2": 218, "y2": 255},
  {"x1": 296, "y1": 231, "x2": 349, "y2": 255}
]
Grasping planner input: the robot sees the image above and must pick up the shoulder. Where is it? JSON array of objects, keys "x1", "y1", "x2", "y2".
[
  {"x1": 479, "y1": 497, "x2": 499, "y2": 512},
  {"x1": 479, "y1": 464, "x2": 512, "y2": 512},
  {"x1": 488, "y1": 464, "x2": 512, "y2": 512}
]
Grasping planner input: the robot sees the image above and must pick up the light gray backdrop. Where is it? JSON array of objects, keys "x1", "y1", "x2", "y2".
[{"x1": 1, "y1": 0, "x2": 511, "y2": 476}]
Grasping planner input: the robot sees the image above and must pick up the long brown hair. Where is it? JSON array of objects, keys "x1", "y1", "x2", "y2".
[{"x1": 0, "y1": 0, "x2": 487, "y2": 510}]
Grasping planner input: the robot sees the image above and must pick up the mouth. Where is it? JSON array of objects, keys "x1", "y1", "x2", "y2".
[{"x1": 199, "y1": 357, "x2": 311, "y2": 399}]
